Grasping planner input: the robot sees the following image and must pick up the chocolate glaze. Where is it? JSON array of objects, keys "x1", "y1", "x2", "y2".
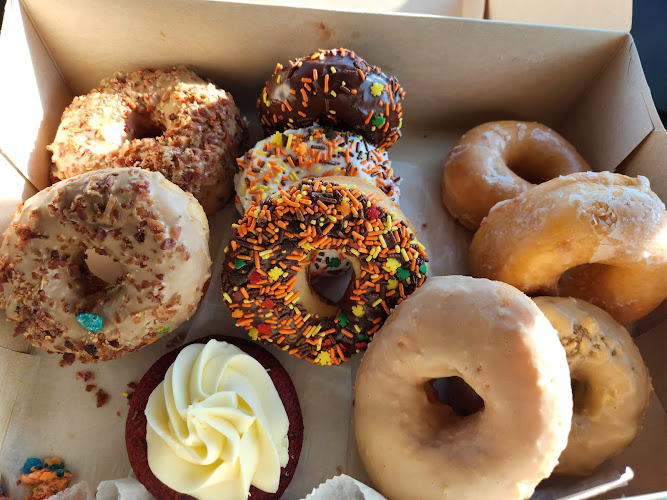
[{"x1": 258, "y1": 49, "x2": 405, "y2": 149}]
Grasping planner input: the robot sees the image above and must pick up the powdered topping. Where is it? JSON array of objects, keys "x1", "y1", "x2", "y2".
[{"x1": 221, "y1": 178, "x2": 427, "y2": 365}]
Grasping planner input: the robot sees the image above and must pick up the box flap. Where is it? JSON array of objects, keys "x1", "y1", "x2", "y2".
[
  {"x1": 486, "y1": 0, "x2": 632, "y2": 32},
  {"x1": 0, "y1": 154, "x2": 38, "y2": 235},
  {"x1": 559, "y1": 35, "x2": 656, "y2": 174},
  {"x1": 0, "y1": 0, "x2": 71, "y2": 190}
]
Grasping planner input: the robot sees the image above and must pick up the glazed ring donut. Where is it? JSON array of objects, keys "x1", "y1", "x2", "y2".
[
  {"x1": 469, "y1": 172, "x2": 667, "y2": 325},
  {"x1": 354, "y1": 276, "x2": 572, "y2": 500},
  {"x1": 235, "y1": 124, "x2": 400, "y2": 278},
  {"x1": 48, "y1": 66, "x2": 247, "y2": 213},
  {"x1": 0, "y1": 168, "x2": 211, "y2": 364},
  {"x1": 534, "y1": 296, "x2": 651, "y2": 476},
  {"x1": 258, "y1": 48, "x2": 404, "y2": 149},
  {"x1": 221, "y1": 176, "x2": 428, "y2": 365},
  {"x1": 442, "y1": 121, "x2": 590, "y2": 230}
]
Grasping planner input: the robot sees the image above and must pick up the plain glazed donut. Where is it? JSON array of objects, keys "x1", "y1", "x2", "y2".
[
  {"x1": 221, "y1": 176, "x2": 427, "y2": 366},
  {"x1": 469, "y1": 172, "x2": 667, "y2": 325},
  {"x1": 534, "y1": 297, "x2": 651, "y2": 476},
  {"x1": 442, "y1": 121, "x2": 590, "y2": 230},
  {"x1": 48, "y1": 66, "x2": 246, "y2": 213},
  {"x1": 354, "y1": 276, "x2": 572, "y2": 500},
  {"x1": 258, "y1": 48, "x2": 404, "y2": 149},
  {"x1": 0, "y1": 168, "x2": 211, "y2": 364}
]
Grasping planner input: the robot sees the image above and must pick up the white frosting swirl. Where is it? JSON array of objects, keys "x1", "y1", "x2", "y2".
[{"x1": 145, "y1": 340, "x2": 289, "y2": 500}]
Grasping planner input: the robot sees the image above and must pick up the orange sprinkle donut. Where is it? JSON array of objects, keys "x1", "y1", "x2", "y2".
[
  {"x1": 354, "y1": 276, "x2": 572, "y2": 500},
  {"x1": 534, "y1": 297, "x2": 651, "y2": 476},
  {"x1": 48, "y1": 66, "x2": 246, "y2": 213},
  {"x1": 221, "y1": 176, "x2": 428, "y2": 366},
  {"x1": 442, "y1": 121, "x2": 590, "y2": 230},
  {"x1": 470, "y1": 172, "x2": 667, "y2": 325},
  {"x1": 0, "y1": 168, "x2": 211, "y2": 364}
]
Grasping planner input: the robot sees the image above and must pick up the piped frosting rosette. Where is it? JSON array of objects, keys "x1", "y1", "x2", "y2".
[{"x1": 145, "y1": 340, "x2": 289, "y2": 500}]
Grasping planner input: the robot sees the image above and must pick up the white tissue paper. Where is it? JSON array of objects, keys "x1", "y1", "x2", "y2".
[{"x1": 303, "y1": 474, "x2": 387, "y2": 500}]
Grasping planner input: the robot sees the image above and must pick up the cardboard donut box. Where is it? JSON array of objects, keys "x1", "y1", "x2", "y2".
[{"x1": 0, "y1": 0, "x2": 666, "y2": 498}]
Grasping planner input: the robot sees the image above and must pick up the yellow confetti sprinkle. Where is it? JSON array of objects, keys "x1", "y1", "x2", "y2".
[
  {"x1": 352, "y1": 305, "x2": 364, "y2": 317},
  {"x1": 271, "y1": 132, "x2": 283, "y2": 147},
  {"x1": 387, "y1": 279, "x2": 398, "y2": 290},
  {"x1": 383, "y1": 258, "x2": 401, "y2": 273},
  {"x1": 370, "y1": 82, "x2": 384, "y2": 96},
  {"x1": 315, "y1": 351, "x2": 332, "y2": 366},
  {"x1": 249, "y1": 328, "x2": 259, "y2": 340},
  {"x1": 268, "y1": 266, "x2": 283, "y2": 282}
]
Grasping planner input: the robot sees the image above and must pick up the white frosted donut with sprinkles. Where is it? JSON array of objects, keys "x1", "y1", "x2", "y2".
[{"x1": 234, "y1": 124, "x2": 399, "y2": 213}]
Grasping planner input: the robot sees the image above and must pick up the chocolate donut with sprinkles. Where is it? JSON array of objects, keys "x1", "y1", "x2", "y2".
[
  {"x1": 258, "y1": 48, "x2": 405, "y2": 150},
  {"x1": 221, "y1": 177, "x2": 428, "y2": 365}
]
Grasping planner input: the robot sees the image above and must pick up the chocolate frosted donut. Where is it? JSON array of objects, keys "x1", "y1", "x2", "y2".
[{"x1": 258, "y1": 49, "x2": 405, "y2": 149}]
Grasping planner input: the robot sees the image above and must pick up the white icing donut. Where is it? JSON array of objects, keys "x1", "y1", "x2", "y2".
[
  {"x1": 0, "y1": 168, "x2": 211, "y2": 364},
  {"x1": 48, "y1": 66, "x2": 246, "y2": 213},
  {"x1": 354, "y1": 276, "x2": 572, "y2": 500},
  {"x1": 534, "y1": 296, "x2": 652, "y2": 475}
]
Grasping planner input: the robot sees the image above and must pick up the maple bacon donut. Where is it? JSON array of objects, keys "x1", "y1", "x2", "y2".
[
  {"x1": 221, "y1": 177, "x2": 427, "y2": 365},
  {"x1": 0, "y1": 168, "x2": 211, "y2": 364},
  {"x1": 354, "y1": 276, "x2": 572, "y2": 500},
  {"x1": 49, "y1": 66, "x2": 246, "y2": 213},
  {"x1": 442, "y1": 121, "x2": 590, "y2": 230},
  {"x1": 534, "y1": 297, "x2": 651, "y2": 476},
  {"x1": 258, "y1": 48, "x2": 404, "y2": 149},
  {"x1": 470, "y1": 172, "x2": 667, "y2": 325}
]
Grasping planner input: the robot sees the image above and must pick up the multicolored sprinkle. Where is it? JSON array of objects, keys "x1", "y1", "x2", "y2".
[
  {"x1": 17, "y1": 457, "x2": 72, "y2": 499},
  {"x1": 222, "y1": 178, "x2": 428, "y2": 365}
]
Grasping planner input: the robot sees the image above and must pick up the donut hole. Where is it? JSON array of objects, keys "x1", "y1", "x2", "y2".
[
  {"x1": 571, "y1": 378, "x2": 590, "y2": 414},
  {"x1": 427, "y1": 376, "x2": 484, "y2": 417},
  {"x1": 126, "y1": 110, "x2": 166, "y2": 140},
  {"x1": 310, "y1": 265, "x2": 354, "y2": 304},
  {"x1": 84, "y1": 249, "x2": 123, "y2": 285}
]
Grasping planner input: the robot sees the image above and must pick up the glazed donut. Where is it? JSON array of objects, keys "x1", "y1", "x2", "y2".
[
  {"x1": 442, "y1": 121, "x2": 590, "y2": 230},
  {"x1": 534, "y1": 297, "x2": 651, "y2": 476},
  {"x1": 221, "y1": 176, "x2": 427, "y2": 365},
  {"x1": 354, "y1": 276, "x2": 572, "y2": 500},
  {"x1": 48, "y1": 66, "x2": 246, "y2": 213},
  {"x1": 258, "y1": 48, "x2": 404, "y2": 149},
  {"x1": 469, "y1": 172, "x2": 667, "y2": 325},
  {"x1": 0, "y1": 168, "x2": 211, "y2": 364}
]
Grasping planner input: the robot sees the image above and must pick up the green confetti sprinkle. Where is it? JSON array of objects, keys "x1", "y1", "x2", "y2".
[
  {"x1": 357, "y1": 334, "x2": 370, "y2": 343},
  {"x1": 371, "y1": 115, "x2": 386, "y2": 127},
  {"x1": 396, "y1": 267, "x2": 411, "y2": 280},
  {"x1": 156, "y1": 326, "x2": 170, "y2": 335},
  {"x1": 419, "y1": 263, "x2": 427, "y2": 275},
  {"x1": 234, "y1": 258, "x2": 247, "y2": 269},
  {"x1": 336, "y1": 311, "x2": 348, "y2": 328},
  {"x1": 329, "y1": 257, "x2": 342, "y2": 268}
]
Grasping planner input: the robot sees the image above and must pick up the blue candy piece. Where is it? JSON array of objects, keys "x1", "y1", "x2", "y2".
[
  {"x1": 21, "y1": 457, "x2": 42, "y2": 474},
  {"x1": 76, "y1": 313, "x2": 103, "y2": 332}
]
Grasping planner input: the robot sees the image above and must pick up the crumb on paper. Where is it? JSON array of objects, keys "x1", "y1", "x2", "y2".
[
  {"x1": 16, "y1": 457, "x2": 72, "y2": 499},
  {"x1": 95, "y1": 389, "x2": 109, "y2": 408},
  {"x1": 85, "y1": 385, "x2": 97, "y2": 393},
  {"x1": 421, "y1": 223, "x2": 428, "y2": 229},
  {"x1": 116, "y1": 411, "x2": 121, "y2": 418},
  {"x1": 166, "y1": 331, "x2": 187, "y2": 349},
  {"x1": 336, "y1": 465, "x2": 343, "y2": 475}
]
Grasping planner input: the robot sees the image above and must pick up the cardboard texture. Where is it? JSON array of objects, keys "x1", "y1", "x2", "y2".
[
  {"x1": 1, "y1": 0, "x2": 666, "y2": 498},
  {"x1": 486, "y1": 0, "x2": 632, "y2": 31}
]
